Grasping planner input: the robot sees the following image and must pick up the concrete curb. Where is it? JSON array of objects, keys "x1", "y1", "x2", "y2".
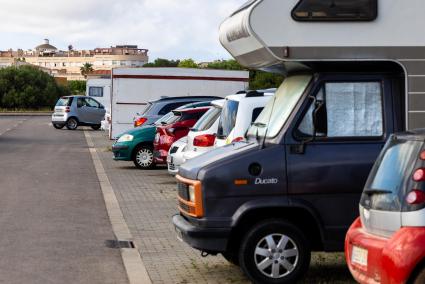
[
  {"x1": 84, "y1": 131, "x2": 152, "y2": 284},
  {"x1": 0, "y1": 112, "x2": 52, "y2": 116}
]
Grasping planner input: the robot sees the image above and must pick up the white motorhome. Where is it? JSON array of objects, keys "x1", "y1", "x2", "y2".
[
  {"x1": 219, "y1": 0, "x2": 425, "y2": 129},
  {"x1": 86, "y1": 78, "x2": 111, "y2": 112},
  {"x1": 172, "y1": 1, "x2": 425, "y2": 284},
  {"x1": 110, "y1": 68, "x2": 249, "y2": 139}
]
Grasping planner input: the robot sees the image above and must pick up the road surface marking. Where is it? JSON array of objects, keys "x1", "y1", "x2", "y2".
[{"x1": 84, "y1": 130, "x2": 152, "y2": 284}]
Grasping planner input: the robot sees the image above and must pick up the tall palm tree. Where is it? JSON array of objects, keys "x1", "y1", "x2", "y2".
[{"x1": 80, "y1": 63, "x2": 94, "y2": 79}]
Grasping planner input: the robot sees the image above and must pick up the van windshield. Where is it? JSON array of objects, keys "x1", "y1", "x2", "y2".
[
  {"x1": 247, "y1": 75, "x2": 312, "y2": 138},
  {"x1": 360, "y1": 138, "x2": 423, "y2": 211}
]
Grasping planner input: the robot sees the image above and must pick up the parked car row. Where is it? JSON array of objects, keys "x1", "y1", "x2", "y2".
[{"x1": 111, "y1": 90, "x2": 275, "y2": 172}]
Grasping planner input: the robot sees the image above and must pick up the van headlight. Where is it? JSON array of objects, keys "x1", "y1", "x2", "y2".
[
  {"x1": 117, "y1": 134, "x2": 134, "y2": 143},
  {"x1": 188, "y1": 185, "x2": 196, "y2": 202}
]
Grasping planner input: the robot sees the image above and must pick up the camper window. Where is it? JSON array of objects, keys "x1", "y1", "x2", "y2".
[
  {"x1": 297, "y1": 81, "x2": 383, "y2": 139},
  {"x1": 89, "y1": 87, "x2": 103, "y2": 97},
  {"x1": 292, "y1": 0, "x2": 378, "y2": 22}
]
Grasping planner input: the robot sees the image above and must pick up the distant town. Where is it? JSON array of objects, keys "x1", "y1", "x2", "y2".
[{"x1": 0, "y1": 39, "x2": 149, "y2": 80}]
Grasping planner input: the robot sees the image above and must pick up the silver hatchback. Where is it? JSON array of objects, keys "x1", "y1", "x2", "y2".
[{"x1": 52, "y1": 96, "x2": 106, "y2": 130}]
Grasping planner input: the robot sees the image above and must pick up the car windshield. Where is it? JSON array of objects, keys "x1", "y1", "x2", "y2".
[
  {"x1": 360, "y1": 138, "x2": 424, "y2": 211},
  {"x1": 247, "y1": 75, "x2": 312, "y2": 138},
  {"x1": 56, "y1": 97, "x2": 72, "y2": 107},
  {"x1": 140, "y1": 103, "x2": 153, "y2": 115},
  {"x1": 192, "y1": 107, "x2": 221, "y2": 132},
  {"x1": 217, "y1": 100, "x2": 239, "y2": 138},
  {"x1": 155, "y1": 112, "x2": 178, "y2": 125}
]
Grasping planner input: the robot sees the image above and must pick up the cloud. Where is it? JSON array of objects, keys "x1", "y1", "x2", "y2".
[{"x1": 0, "y1": 0, "x2": 246, "y2": 61}]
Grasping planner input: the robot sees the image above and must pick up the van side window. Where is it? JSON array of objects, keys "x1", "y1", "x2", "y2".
[
  {"x1": 89, "y1": 87, "x2": 103, "y2": 97},
  {"x1": 292, "y1": 0, "x2": 378, "y2": 22},
  {"x1": 252, "y1": 107, "x2": 264, "y2": 122},
  {"x1": 297, "y1": 82, "x2": 383, "y2": 138}
]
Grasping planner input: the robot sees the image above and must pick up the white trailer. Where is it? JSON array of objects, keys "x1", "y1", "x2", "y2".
[
  {"x1": 86, "y1": 78, "x2": 112, "y2": 111},
  {"x1": 110, "y1": 68, "x2": 249, "y2": 139},
  {"x1": 219, "y1": 0, "x2": 425, "y2": 130}
]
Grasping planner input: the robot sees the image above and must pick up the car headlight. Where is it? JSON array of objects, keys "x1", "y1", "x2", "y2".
[
  {"x1": 117, "y1": 134, "x2": 134, "y2": 143},
  {"x1": 188, "y1": 185, "x2": 196, "y2": 203}
]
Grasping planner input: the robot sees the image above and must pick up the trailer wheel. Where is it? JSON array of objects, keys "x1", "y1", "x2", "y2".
[
  {"x1": 66, "y1": 118, "x2": 78, "y2": 130},
  {"x1": 239, "y1": 219, "x2": 311, "y2": 284},
  {"x1": 133, "y1": 145, "x2": 155, "y2": 169},
  {"x1": 91, "y1": 124, "x2": 101, "y2": 130}
]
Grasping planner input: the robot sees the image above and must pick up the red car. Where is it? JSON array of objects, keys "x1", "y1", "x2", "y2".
[
  {"x1": 153, "y1": 107, "x2": 210, "y2": 164},
  {"x1": 346, "y1": 131, "x2": 425, "y2": 284}
]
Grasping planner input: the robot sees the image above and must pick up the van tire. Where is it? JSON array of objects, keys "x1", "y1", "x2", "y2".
[
  {"x1": 91, "y1": 124, "x2": 101, "y2": 130},
  {"x1": 239, "y1": 219, "x2": 311, "y2": 284},
  {"x1": 133, "y1": 145, "x2": 155, "y2": 169},
  {"x1": 53, "y1": 123, "x2": 64, "y2": 129},
  {"x1": 66, "y1": 118, "x2": 79, "y2": 130}
]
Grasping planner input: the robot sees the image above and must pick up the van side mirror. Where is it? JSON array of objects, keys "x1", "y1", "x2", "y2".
[{"x1": 291, "y1": 96, "x2": 327, "y2": 155}]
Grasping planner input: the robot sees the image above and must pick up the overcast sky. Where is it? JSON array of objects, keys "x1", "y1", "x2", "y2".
[{"x1": 0, "y1": 0, "x2": 246, "y2": 62}]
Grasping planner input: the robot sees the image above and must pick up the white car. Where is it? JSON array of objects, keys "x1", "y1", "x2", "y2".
[
  {"x1": 167, "y1": 137, "x2": 188, "y2": 175},
  {"x1": 167, "y1": 100, "x2": 225, "y2": 175},
  {"x1": 215, "y1": 90, "x2": 275, "y2": 147},
  {"x1": 183, "y1": 100, "x2": 225, "y2": 161}
]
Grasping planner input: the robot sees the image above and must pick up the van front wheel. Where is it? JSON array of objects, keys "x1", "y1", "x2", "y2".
[{"x1": 239, "y1": 219, "x2": 311, "y2": 284}]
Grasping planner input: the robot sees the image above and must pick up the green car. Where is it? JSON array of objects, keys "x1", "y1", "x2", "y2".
[
  {"x1": 112, "y1": 124, "x2": 157, "y2": 169},
  {"x1": 112, "y1": 101, "x2": 211, "y2": 169}
]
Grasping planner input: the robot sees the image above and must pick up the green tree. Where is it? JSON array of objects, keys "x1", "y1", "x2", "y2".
[
  {"x1": 249, "y1": 70, "x2": 284, "y2": 90},
  {"x1": 143, "y1": 58, "x2": 180, "y2": 67},
  {"x1": 0, "y1": 65, "x2": 70, "y2": 109},
  {"x1": 207, "y1": 59, "x2": 284, "y2": 89},
  {"x1": 178, "y1": 59, "x2": 198, "y2": 68},
  {"x1": 206, "y1": 59, "x2": 244, "y2": 71},
  {"x1": 80, "y1": 63, "x2": 94, "y2": 78},
  {"x1": 68, "y1": 80, "x2": 86, "y2": 95}
]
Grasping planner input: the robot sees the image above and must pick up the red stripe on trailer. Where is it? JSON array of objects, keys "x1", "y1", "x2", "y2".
[{"x1": 112, "y1": 74, "x2": 249, "y2": 82}]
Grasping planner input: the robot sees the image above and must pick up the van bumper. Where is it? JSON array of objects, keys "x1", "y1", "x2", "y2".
[{"x1": 172, "y1": 214, "x2": 231, "y2": 253}]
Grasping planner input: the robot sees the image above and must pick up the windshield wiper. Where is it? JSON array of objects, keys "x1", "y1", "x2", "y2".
[{"x1": 363, "y1": 189, "x2": 392, "y2": 195}]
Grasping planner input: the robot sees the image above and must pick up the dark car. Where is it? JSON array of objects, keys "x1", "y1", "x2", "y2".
[
  {"x1": 133, "y1": 96, "x2": 221, "y2": 128},
  {"x1": 172, "y1": 65, "x2": 407, "y2": 283}
]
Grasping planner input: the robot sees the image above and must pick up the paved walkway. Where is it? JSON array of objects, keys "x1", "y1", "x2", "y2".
[
  {"x1": 0, "y1": 117, "x2": 128, "y2": 284},
  {"x1": 90, "y1": 130, "x2": 355, "y2": 284}
]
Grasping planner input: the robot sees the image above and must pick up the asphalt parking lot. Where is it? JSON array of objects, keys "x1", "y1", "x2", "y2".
[
  {"x1": 0, "y1": 116, "x2": 356, "y2": 283},
  {"x1": 88, "y1": 128, "x2": 356, "y2": 284}
]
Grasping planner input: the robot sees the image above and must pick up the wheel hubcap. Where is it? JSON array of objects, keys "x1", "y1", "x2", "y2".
[
  {"x1": 254, "y1": 233, "x2": 299, "y2": 279},
  {"x1": 136, "y1": 149, "x2": 153, "y2": 167},
  {"x1": 68, "y1": 120, "x2": 77, "y2": 128}
]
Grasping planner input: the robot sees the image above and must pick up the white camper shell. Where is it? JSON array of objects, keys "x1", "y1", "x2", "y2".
[
  {"x1": 110, "y1": 68, "x2": 249, "y2": 139},
  {"x1": 219, "y1": 0, "x2": 425, "y2": 129},
  {"x1": 86, "y1": 79, "x2": 112, "y2": 112}
]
